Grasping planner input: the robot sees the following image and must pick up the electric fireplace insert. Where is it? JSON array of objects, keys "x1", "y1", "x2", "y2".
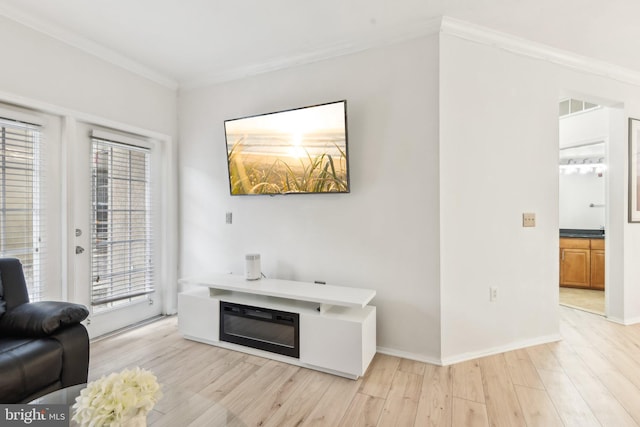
[{"x1": 219, "y1": 301, "x2": 300, "y2": 358}]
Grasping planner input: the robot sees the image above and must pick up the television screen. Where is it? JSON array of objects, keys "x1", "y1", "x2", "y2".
[{"x1": 224, "y1": 100, "x2": 349, "y2": 195}]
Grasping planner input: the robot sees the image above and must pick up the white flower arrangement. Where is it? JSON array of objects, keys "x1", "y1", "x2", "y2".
[{"x1": 72, "y1": 367, "x2": 162, "y2": 427}]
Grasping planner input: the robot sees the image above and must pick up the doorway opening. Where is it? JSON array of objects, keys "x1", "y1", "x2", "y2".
[{"x1": 558, "y1": 98, "x2": 607, "y2": 316}]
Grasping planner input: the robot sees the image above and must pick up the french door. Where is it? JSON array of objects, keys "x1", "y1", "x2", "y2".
[
  {"x1": 0, "y1": 104, "x2": 62, "y2": 302},
  {"x1": 72, "y1": 123, "x2": 162, "y2": 338}
]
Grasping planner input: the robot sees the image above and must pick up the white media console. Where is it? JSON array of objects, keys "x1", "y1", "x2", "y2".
[{"x1": 178, "y1": 274, "x2": 376, "y2": 379}]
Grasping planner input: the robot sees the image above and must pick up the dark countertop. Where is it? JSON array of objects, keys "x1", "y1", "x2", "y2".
[{"x1": 560, "y1": 228, "x2": 605, "y2": 239}]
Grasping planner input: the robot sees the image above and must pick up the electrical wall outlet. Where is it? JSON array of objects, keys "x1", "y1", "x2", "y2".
[
  {"x1": 225, "y1": 212, "x2": 233, "y2": 224},
  {"x1": 490, "y1": 286, "x2": 498, "y2": 302},
  {"x1": 522, "y1": 212, "x2": 536, "y2": 227}
]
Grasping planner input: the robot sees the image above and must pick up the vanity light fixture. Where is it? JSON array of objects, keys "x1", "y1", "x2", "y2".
[{"x1": 559, "y1": 157, "x2": 606, "y2": 175}]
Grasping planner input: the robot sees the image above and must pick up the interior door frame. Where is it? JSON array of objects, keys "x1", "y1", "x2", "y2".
[{"x1": 558, "y1": 101, "x2": 612, "y2": 318}]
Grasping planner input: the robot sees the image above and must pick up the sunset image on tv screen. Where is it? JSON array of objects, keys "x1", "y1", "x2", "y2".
[{"x1": 224, "y1": 101, "x2": 349, "y2": 195}]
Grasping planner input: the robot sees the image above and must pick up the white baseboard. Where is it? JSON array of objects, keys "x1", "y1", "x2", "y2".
[
  {"x1": 607, "y1": 315, "x2": 640, "y2": 326},
  {"x1": 376, "y1": 346, "x2": 442, "y2": 366},
  {"x1": 440, "y1": 334, "x2": 562, "y2": 366},
  {"x1": 377, "y1": 333, "x2": 562, "y2": 367}
]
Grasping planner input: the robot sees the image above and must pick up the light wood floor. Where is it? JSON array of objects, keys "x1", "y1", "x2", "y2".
[
  {"x1": 89, "y1": 307, "x2": 640, "y2": 426},
  {"x1": 559, "y1": 287, "x2": 605, "y2": 315}
]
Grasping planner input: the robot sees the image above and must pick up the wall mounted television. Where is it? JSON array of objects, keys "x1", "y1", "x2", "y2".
[{"x1": 224, "y1": 100, "x2": 350, "y2": 195}]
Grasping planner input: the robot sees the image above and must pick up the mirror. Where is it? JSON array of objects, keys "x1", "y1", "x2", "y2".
[{"x1": 559, "y1": 142, "x2": 605, "y2": 229}]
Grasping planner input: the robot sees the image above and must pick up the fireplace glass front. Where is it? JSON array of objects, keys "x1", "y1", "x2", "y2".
[{"x1": 219, "y1": 301, "x2": 300, "y2": 358}]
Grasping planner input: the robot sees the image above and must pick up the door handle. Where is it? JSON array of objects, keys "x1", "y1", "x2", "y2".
[{"x1": 75, "y1": 246, "x2": 85, "y2": 254}]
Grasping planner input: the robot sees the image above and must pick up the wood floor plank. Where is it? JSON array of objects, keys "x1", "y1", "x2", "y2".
[
  {"x1": 338, "y1": 392, "x2": 386, "y2": 427},
  {"x1": 398, "y1": 358, "x2": 426, "y2": 376},
  {"x1": 478, "y1": 354, "x2": 526, "y2": 427},
  {"x1": 536, "y1": 368, "x2": 600, "y2": 427},
  {"x1": 558, "y1": 321, "x2": 593, "y2": 347},
  {"x1": 514, "y1": 385, "x2": 563, "y2": 427},
  {"x1": 578, "y1": 326, "x2": 640, "y2": 391},
  {"x1": 503, "y1": 349, "x2": 544, "y2": 390},
  {"x1": 192, "y1": 360, "x2": 260, "y2": 403},
  {"x1": 301, "y1": 375, "x2": 362, "y2": 427},
  {"x1": 222, "y1": 361, "x2": 299, "y2": 412},
  {"x1": 155, "y1": 344, "x2": 227, "y2": 387},
  {"x1": 150, "y1": 389, "x2": 223, "y2": 427},
  {"x1": 261, "y1": 369, "x2": 334, "y2": 427},
  {"x1": 583, "y1": 316, "x2": 640, "y2": 355},
  {"x1": 452, "y1": 359, "x2": 485, "y2": 403},
  {"x1": 190, "y1": 361, "x2": 300, "y2": 426},
  {"x1": 229, "y1": 366, "x2": 307, "y2": 426},
  {"x1": 620, "y1": 325, "x2": 640, "y2": 350},
  {"x1": 525, "y1": 344, "x2": 563, "y2": 373},
  {"x1": 586, "y1": 367, "x2": 640, "y2": 425},
  {"x1": 358, "y1": 353, "x2": 401, "y2": 399},
  {"x1": 89, "y1": 319, "x2": 183, "y2": 366},
  {"x1": 546, "y1": 341, "x2": 638, "y2": 427},
  {"x1": 414, "y1": 365, "x2": 452, "y2": 427},
  {"x1": 377, "y1": 370, "x2": 422, "y2": 427},
  {"x1": 451, "y1": 397, "x2": 489, "y2": 427},
  {"x1": 178, "y1": 348, "x2": 248, "y2": 394},
  {"x1": 575, "y1": 343, "x2": 640, "y2": 424},
  {"x1": 89, "y1": 337, "x2": 189, "y2": 379}
]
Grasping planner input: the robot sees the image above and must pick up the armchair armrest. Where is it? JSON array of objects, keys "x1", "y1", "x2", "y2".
[{"x1": 0, "y1": 301, "x2": 89, "y2": 337}]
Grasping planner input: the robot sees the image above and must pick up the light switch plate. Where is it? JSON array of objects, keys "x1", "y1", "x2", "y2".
[{"x1": 522, "y1": 213, "x2": 536, "y2": 227}]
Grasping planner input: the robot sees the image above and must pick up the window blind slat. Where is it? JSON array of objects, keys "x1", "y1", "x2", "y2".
[{"x1": 90, "y1": 137, "x2": 154, "y2": 307}]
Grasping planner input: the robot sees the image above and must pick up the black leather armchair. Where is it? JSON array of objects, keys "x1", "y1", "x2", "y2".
[{"x1": 0, "y1": 258, "x2": 90, "y2": 403}]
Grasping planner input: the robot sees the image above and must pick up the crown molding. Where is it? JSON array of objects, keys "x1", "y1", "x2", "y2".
[
  {"x1": 186, "y1": 15, "x2": 640, "y2": 90},
  {"x1": 440, "y1": 16, "x2": 640, "y2": 88},
  {"x1": 181, "y1": 17, "x2": 443, "y2": 90},
  {"x1": 7, "y1": 6, "x2": 637, "y2": 92},
  {"x1": 0, "y1": 4, "x2": 178, "y2": 90}
]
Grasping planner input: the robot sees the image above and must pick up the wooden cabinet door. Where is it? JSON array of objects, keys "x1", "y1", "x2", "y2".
[
  {"x1": 591, "y1": 249, "x2": 605, "y2": 290},
  {"x1": 560, "y1": 248, "x2": 590, "y2": 287}
]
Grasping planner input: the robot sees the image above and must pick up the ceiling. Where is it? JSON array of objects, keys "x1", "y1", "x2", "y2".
[{"x1": 1, "y1": 0, "x2": 639, "y2": 89}]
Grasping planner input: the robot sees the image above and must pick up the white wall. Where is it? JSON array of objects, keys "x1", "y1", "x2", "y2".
[
  {"x1": 439, "y1": 32, "x2": 640, "y2": 360},
  {"x1": 439, "y1": 35, "x2": 561, "y2": 362},
  {"x1": 0, "y1": 16, "x2": 176, "y2": 135},
  {"x1": 178, "y1": 36, "x2": 442, "y2": 361}
]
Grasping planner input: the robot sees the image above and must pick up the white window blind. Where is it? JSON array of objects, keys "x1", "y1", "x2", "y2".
[
  {"x1": 91, "y1": 136, "x2": 154, "y2": 306},
  {"x1": 0, "y1": 116, "x2": 44, "y2": 301}
]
